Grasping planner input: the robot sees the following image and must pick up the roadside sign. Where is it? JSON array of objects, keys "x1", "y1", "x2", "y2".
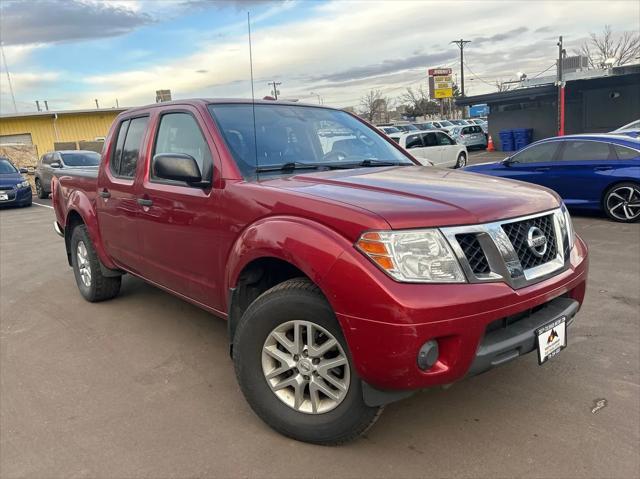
[
  {"x1": 428, "y1": 67, "x2": 453, "y2": 99},
  {"x1": 434, "y1": 88, "x2": 453, "y2": 98}
]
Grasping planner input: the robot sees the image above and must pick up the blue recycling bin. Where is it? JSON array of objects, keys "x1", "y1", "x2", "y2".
[
  {"x1": 512, "y1": 128, "x2": 533, "y2": 150},
  {"x1": 499, "y1": 129, "x2": 514, "y2": 151}
]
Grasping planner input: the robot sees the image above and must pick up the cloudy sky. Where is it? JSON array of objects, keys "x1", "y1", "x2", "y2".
[{"x1": 0, "y1": 0, "x2": 638, "y2": 114}]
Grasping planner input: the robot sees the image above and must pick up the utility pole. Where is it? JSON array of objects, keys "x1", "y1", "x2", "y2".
[
  {"x1": 451, "y1": 39, "x2": 471, "y2": 97},
  {"x1": 267, "y1": 80, "x2": 282, "y2": 100},
  {"x1": 557, "y1": 35, "x2": 566, "y2": 136}
]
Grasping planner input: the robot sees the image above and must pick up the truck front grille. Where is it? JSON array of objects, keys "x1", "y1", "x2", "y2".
[
  {"x1": 456, "y1": 233, "x2": 490, "y2": 275},
  {"x1": 442, "y1": 208, "x2": 569, "y2": 289},
  {"x1": 502, "y1": 214, "x2": 557, "y2": 269}
]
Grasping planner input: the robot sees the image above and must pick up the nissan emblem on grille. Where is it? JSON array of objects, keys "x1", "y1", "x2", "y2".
[{"x1": 526, "y1": 226, "x2": 548, "y2": 258}]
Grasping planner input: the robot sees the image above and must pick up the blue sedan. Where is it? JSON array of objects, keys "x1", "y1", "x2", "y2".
[
  {"x1": 0, "y1": 157, "x2": 32, "y2": 208},
  {"x1": 465, "y1": 134, "x2": 639, "y2": 222}
]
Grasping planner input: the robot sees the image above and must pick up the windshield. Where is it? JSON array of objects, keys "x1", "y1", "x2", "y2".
[
  {"x1": 0, "y1": 159, "x2": 18, "y2": 174},
  {"x1": 208, "y1": 104, "x2": 412, "y2": 177},
  {"x1": 439, "y1": 120, "x2": 453, "y2": 127},
  {"x1": 61, "y1": 151, "x2": 101, "y2": 167}
]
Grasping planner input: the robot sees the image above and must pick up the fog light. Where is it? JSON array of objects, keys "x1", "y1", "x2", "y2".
[{"x1": 417, "y1": 340, "x2": 439, "y2": 371}]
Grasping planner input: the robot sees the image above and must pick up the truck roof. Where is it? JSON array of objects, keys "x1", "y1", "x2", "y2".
[{"x1": 122, "y1": 98, "x2": 341, "y2": 116}]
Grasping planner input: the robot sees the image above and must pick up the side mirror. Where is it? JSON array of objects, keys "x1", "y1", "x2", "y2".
[
  {"x1": 502, "y1": 156, "x2": 512, "y2": 165},
  {"x1": 19, "y1": 168, "x2": 28, "y2": 174},
  {"x1": 50, "y1": 161, "x2": 62, "y2": 168},
  {"x1": 152, "y1": 153, "x2": 208, "y2": 186}
]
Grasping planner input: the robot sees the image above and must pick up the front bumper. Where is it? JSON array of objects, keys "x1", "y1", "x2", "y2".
[
  {"x1": 322, "y1": 235, "x2": 588, "y2": 391},
  {"x1": 0, "y1": 187, "x2": 32, "y2": 206}
]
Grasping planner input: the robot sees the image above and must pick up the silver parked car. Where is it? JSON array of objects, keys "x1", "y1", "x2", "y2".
[
  {"x1": 449, "y1": 124, "x2": 488, "y2": 150},
  {"x1": 34, "y1": 150, "x2": 101, "y2": 199}
]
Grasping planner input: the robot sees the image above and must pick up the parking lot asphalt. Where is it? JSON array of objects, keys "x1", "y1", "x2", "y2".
[{"x1": 1, "y1": 194, "x2": 639, "y2": 478}]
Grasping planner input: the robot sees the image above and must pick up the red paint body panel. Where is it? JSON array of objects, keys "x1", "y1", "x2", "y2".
[{"x1": 51, "y1": 99, "x2": 589, "y2": 392}]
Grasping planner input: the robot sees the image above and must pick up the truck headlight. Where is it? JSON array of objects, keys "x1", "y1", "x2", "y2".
[
  {"x1": 356, "y1": 229, "x2": 466, "y2": 283},
  {"x1": 560, "y1": 203, "x2": 575, "y2": 249}
]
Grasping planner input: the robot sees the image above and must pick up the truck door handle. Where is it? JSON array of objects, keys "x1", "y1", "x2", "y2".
[
  {"x1": 137, "y1": 198, "x2": 153, "y2": 207},
  {"x1": 99, "y1": 189, "x2": 111, "y2": 198}
]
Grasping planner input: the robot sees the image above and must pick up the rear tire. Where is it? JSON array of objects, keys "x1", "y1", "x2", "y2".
[
  {"x1": 603, "y1": 182, "x2": 640, "y2": 223},
  {"x1": 455, "y1": 152, "x2": 467, "y2": 168},
  {"x1": 35, "y1": 178, "x2": 48, "y2": 199},
  {"x1": 233, "y1": 278, "x2": 382, "y2": 445},
  {"x1": 70, "y1": 225, "x2": 121, "y2": 302}
]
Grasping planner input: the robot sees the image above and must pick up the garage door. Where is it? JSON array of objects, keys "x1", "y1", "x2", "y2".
[{"x1": 0, "y1": 133, "x2": 33, "y2": 145}]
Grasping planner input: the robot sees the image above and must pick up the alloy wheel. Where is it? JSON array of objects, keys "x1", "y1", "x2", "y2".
[
  {"x1": 606, "y1": 185, "x2": 640, "y2": 221},
  {"x1": 76, "y1": 241, "x2": 92, "y2": 287},
  {"x1": 261, "y1": 320, "x2": 350, "y2": 414}
]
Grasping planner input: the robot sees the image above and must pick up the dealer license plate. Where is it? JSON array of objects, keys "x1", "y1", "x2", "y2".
[
  {"x1": 536, "y1": 317, "x2": 567, "y2": 364},
  {"x1": 0, "y1": 193, "x2": 8, "y2": 201}
]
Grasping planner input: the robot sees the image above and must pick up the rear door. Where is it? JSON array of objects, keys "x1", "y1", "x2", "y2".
[
  {"x1": 550, "y1": 139, "x2": 617, "y2": 208},
  {"x1": 422, "y1": 132, "x2": 442, "y2": 164},
  {"x1": 135, "y1": 107, "x2": 222, "y2": 307},
  {"x1": 96, "y1": 115, "x2": 150, "y2": 272},
  {"x1": 403, "y1": 133, "x2": 429, "y2": 164}
]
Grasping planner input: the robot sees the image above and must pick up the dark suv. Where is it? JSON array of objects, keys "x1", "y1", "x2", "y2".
[{"x1": 34, "y1": 150, "x2": 101, "y2": 199}]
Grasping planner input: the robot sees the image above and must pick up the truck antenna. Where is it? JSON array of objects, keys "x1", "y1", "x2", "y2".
[{"x1": 247, "y1": 11, "x2": 259, "y2": 179}]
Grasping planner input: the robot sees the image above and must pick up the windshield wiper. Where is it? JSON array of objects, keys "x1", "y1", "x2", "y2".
[{"x1": 255, "y1": 162, "x2": 323, "y2": 173}]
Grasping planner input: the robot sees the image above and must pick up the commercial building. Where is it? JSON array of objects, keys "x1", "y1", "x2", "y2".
[
  {"x1": 456, "y1": 65, "x2": 640, "y2": 150},
  {"x1": 0, "y1": 107, "x2": 127, "y2": 157}
]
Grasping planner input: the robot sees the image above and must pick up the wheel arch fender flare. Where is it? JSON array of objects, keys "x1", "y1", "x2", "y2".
[
  {"x1": 225, "y1": 216, "x2": 355, "y2": 310},
  {"x1": 64, "y1": 191, "x2": 117, "y2": 270}
]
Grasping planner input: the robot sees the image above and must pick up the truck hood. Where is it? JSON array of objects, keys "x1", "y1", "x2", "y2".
[{"x1": 263, "y1": 166, "x2": 560, "y2": 229}]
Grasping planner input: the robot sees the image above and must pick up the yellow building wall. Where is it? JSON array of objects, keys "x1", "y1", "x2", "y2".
[{"x1": 0, "y1": 111, "x2": 121, "y2": 157}]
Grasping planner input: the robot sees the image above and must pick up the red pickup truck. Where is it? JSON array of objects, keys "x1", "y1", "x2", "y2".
[{"x1": 52, "y1": 99, "x2": 588, "y2": 444}]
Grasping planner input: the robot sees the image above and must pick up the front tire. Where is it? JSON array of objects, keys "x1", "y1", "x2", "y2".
[
  {"x1": 35, "y1": 178, "x2": 48, "y2": 199},
  {"x1": 70, "y1": 225, "x2": 121, "y2": 302},
  {"x1": 233, "y1": 278, "x2": 382, "y2": 445},
  {"x1": 455, "y1": 152, "x2": 467, "y2": 168},
  {"x1": 603, "y1": 182, "x2": 640, "y2": 223}
]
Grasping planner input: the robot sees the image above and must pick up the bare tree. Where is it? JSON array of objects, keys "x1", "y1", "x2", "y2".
[
  {"x1": 494, "y1": 79, "x2": 514, "y2": 92},
  {"x1": 399, "y1": 86, "x2": 441, "y2": 118},
  {"x1": 359, "y1": 89, "x2": 390, "y2": 123},
  {"x1": 577, "y1": 25, "x2": 640, "y2": 68}
]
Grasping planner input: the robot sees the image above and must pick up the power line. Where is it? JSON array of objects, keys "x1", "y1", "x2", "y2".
[{"x1": 0, "y1": 42, "x2": 18, "y2": 113}]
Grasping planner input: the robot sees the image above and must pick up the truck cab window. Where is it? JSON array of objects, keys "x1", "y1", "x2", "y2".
[
  {"x1": 119, "y1": 117, "x2": 149, "y2": 178},
  {"x1": 152, "y1": 112, "x2": 212, "y2": 180}
]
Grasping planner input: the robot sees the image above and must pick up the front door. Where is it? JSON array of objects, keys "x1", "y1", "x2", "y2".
[
  {"x1": 96, "y1": 115, "x2": 150, "y2": 273},
  {"x1": 135, "y1": 108, "x2": 222, "y2": 309},
  {"x1": 434, "y1": 131, "x2": 456, "y2": 167},
  {"x1": 497, "y1": 141, "x2": 563, "y2": 188}
]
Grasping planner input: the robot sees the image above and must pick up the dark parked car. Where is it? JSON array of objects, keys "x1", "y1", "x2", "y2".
[
  {"x1": 35, "y1": 150, "x2": 101, "y2": 199},
  {"x1": 0, "y1": 157, "x2": 32, "y2": 207},
  {"x1": 465, "y1": 134, "x2": 640, "y2": 222}
]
